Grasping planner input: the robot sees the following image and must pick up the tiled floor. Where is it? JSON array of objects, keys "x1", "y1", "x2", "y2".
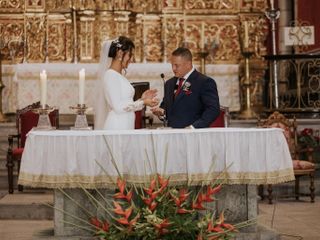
[{"x1": 258, "y1": 197, "x2": 320, "y2": 240}]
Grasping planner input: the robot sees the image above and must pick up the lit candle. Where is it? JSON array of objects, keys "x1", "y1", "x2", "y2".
[
  {"x1": 40, "y1": 70, "x2": 47, "y2": 108},
  {"x1": 270, "y1": 0, "x2": 274, "y2": 9},
  {"x1": 244, "y1": 21, "x2": 249, "y2": 48},
  {"x1": 201, "y1": 22, "x2": 205, "y2": 49},
  {"x1": 79, "y1": 68, "x2": 85, "y2": 105}
]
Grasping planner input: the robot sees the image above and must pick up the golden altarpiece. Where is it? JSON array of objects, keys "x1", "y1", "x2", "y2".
[{"x1": 0, "y1": 0, "x2": 269, "y2": 116}]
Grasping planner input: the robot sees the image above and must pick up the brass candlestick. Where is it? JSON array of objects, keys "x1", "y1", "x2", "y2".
[
  {"x1": 198, "y1": 50, "x2": 209, "y2": 75},
  {"x1": 32, "y1": 105, "x2": 55, "y2": 129},
  {"x1": 70, "y1": 104, "x2": 92, "y2": 130},
  {"x1": 238, "y1": 49, "x2": 256, "y2": 119}
]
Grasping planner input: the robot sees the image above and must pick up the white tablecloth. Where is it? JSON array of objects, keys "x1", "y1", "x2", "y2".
[{"x1": 18, "y1": 128, "x2": 294, "y2": 188}]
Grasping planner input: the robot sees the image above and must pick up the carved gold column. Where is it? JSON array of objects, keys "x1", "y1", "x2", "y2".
[{"x1": 79, "y1": 10, "x2": 95, "y2": 62}]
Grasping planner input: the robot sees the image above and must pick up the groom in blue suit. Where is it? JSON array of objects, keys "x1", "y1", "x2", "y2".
[{"x1": 152, "y1": 47, "x2": 220, "y2": 128}]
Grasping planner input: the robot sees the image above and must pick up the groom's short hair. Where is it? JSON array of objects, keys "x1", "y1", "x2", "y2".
[{"x1": 172, "y1": 47, "x2": 192, "y2": 61}]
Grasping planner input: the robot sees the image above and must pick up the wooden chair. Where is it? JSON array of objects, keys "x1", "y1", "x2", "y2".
[
  {"x1": 258, "y1": 111, "x2": 315, "y2": 204},
  {"x1": 131, "y1": 82, "x2": 153, "y2": 129},
  {"x1": 6, "y1": 102, "x2": 59, "y2": 193},
  {"x1": 210, "y1": 106, "x2": 230, "y2": 128}
]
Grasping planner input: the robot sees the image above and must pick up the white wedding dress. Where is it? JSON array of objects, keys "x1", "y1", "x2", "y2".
[{"x1": 102, "y1": 69, "x2": 144, "y2": 130}]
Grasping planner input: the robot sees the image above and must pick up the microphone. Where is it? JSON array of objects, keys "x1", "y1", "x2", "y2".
[{"x1": 160, "y1": 73, "x2": 168, "y2": 127}]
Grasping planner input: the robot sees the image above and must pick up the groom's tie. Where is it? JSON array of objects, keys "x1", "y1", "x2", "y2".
[{"x1": 174, "y1": 78, "x2": 185, "y2": 98}]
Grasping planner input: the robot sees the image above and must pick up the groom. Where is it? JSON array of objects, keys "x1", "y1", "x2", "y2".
[{"x1": 152, "y1": 47, "x2": 220, "y2": 128}]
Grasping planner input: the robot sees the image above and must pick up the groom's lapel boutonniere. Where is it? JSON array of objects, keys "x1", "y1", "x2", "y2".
[{"x1": 182, "y1": 82, "x2": 192, "y2": 95}]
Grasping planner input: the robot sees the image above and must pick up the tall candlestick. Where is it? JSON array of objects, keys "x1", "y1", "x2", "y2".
[
  {"x1": 40, "y1": 70, "x2": 47, "y2": 108},
  {"x1": 200, "y1": 22, "x2": 205, "y2": 49},
  {"x1": 79, "y1": 68, "x2": 85, "y2": 105},
  {"x1": 270, "y1": 0, "x2": 274, "y2": 9},
  {"x1": 244, "y1": 21, "x2": 249, "y2": 48}
]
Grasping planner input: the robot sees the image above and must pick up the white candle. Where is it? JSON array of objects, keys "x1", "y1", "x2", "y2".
[
  {"x1": 201, "y1": 22, "x2": 205, "y2": 49},
  {"x1": 270, "y1": 0, "x2": 274, "y2": 9},
  {"x1": 244, "y1": 21, "x2": 249, "y2": 48},
  {"x1": 40, "y1": 70, "x2": 47, "y2": 108},
  {"x1": 79, "y1": 68, "x2": 85, "y2": 105}
]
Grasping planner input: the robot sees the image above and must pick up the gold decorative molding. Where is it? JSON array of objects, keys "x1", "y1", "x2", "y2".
[{"x1": 0, "y1": 0, "x2": 269, "y2": 66}]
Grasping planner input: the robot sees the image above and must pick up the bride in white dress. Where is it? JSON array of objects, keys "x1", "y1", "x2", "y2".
[{"x1": 94, "y1": 36, "x2": 158, "y2": 130}]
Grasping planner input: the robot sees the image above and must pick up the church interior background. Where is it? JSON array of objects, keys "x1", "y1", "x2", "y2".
[
  {"x1": 0, "y1": 0, "x2": 319, "y2": 120},
  {"x1": 0, "y1": 1, "x2": 319, "y2": 239}
]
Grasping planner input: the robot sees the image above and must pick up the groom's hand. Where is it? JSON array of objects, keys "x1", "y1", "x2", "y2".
[{"x1": 151, "y1": 107, "x2": 164, "y2": 117}]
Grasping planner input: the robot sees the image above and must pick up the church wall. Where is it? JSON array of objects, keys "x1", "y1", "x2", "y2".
[{"x1": 0, "y1": 0, "x2": 271, "y2": 115}]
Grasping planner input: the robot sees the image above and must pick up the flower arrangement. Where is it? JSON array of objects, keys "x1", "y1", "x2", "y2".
[
  {"x1": 182, "y1": 82, "x2": 192, "y2": 95},
  {"x1": 59, "y1": 174, "x2": 253, "y2": 240},
  {"x1": 298, "y1": 128, "x2": 320, "y2": 148},
  {"x1": 49, "y1": 139, "x2": 252, "y2": 240}
]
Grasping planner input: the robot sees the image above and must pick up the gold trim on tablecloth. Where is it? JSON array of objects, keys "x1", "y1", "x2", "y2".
[{"x1": 19, "y1": 168, "x2": 295, "y2": 189}]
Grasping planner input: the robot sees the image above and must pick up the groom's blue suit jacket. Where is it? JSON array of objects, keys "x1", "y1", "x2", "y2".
[{"x1": 161, "y1": 70, "x2": 220, "y2": 128}]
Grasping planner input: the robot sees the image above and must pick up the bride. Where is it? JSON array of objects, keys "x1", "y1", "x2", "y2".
[{"x1": 94, "y1": 36, "x2": 159, "y2": 130}]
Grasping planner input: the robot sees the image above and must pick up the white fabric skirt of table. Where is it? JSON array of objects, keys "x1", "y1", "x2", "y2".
[{"x1": 19, "y1": 128, "x2": 294, "y2": 188}]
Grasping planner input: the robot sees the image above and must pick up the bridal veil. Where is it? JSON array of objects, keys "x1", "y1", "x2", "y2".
[{"x1": 94, "y1": 40, "x2": 112, "y2": 129}]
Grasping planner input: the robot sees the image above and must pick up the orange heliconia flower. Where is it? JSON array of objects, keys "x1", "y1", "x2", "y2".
[
  {"x1": 113, "y1": 201, "x2": 133, "y2": 221},
  {"x1": 113, "y1": 201, "x2": 125, "y2": 216},
  {"x1": 142, "y1": 196, "x2": 152, "y2": 205},
  {"x1": 116, "y1": 213, "x2": 140, "y2": 227},
  {"x1": 113, "y1": 192, "x2": 127, "y2": 200},
  {"x1": 207, "y1": 212, "x2": 236, "y2": 235},
  {"x1": 89, "y1": 216, "x2": 102, "y2": 229},
  {"x1": 178, "y1": 189, "x2": 190, "y2": 202},
  {"x1": 192, "y1": 201, "x2": 205, "y2": 210},
  {"x1": 176, "y1": 208, "x2": 193, "y2": 214},
  {"x1": 149, "y1": 201, "x2": 158, "y2": 211},
  {"x1": 116, "y1": 217, "x2": 129, "y2": 225},
  {"x1": 144, "y1": 178, "x2": 156, "y2": 196},
  {"x1": 207, "y1": 185, "x2": 222, "y2": 195},
  {"x1": 126, "y1": 189, "x2": 133, "y2": 202},
  {"x1": 157, "y1": 174, "x2": 169, "y2": 191},
  {"x1": 171, "y1": 193, "x2": 181, "y2": 207},
  {"x1": 197, "y1": 233, "x2": 203, "y2": 240},
  {"x1": 154, "y1": 219, "x2": 171, "y2": 235},
  {"x1": 117, "y1": 178, "x2": 126, "y2": 194},
  {"x1": 221, "y1": 223, "x2": 235, "y2": 231},
  {"x1": 207, "y1": 221, "x2": 224, "y2": 233},
  {"x1": 102, "y1": 220, "x2": 109, "y2": 232}
]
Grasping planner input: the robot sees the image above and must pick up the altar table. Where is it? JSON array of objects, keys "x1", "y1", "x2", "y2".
[
  {"x1": 18, "y1": 128, "x2": 294, "y2": 238},
  {"x1": 19, "y1": 128, "x2": 295, "y2": 188}
]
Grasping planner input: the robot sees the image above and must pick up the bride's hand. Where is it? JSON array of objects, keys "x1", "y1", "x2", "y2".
[
  {"x1": 142, "y1": 89, "x2": 157, "y2": 100},
  {"x1": 143, "y1": 98, "x2": 159, "y2": 107}
]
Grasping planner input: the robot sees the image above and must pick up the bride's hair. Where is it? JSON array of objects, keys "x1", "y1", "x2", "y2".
[{"x1": 108, "y1": 36, "x2": 135, "y2": 58}]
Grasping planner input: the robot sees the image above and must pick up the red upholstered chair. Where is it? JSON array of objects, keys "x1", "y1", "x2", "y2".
[
  {"x1": 6, "y1": 102, "x2": 59, "y2": 193},
  {"x1": 210, "y1": 106, "x2": 229, "y2": 128},
  {"x1": 258, "y1": 111, "x2": 315, "y2": 204}
]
